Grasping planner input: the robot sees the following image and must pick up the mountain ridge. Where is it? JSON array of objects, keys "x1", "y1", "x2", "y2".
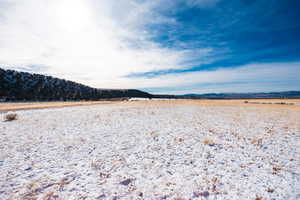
[
  {"x1": 0, "y1": 68, "x2": 152, "y2": 101},
  {"x1": 1, "y1": 68, "x2": 299, "y2": 101},
  {"x1": 179, "y1": 91, "x2": 300, "y2": 99}
]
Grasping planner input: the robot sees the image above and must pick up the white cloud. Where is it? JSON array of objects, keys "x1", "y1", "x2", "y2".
[
  {"x1": 0, "y1": 0, "x2": 298, "y2": 94},
  {"x1": 0, "y1": 0, "x2": 211, "y2": 88},
  {"x1": 123, "y1": 62, "x2": 300, "y2": 93}
]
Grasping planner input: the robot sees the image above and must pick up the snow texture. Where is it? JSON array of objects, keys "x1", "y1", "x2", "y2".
[{"x1": 0, "y1": 102, "x2": 299, "y2": 199}]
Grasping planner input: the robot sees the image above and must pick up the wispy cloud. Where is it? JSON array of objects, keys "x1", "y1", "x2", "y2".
[
  {"x1": 0, "y1": 0, "x2": 299, "y2": 93},
  {"x1": 132, "y1": 62, "x2": 300, "y2": 94},
  {"x1": 0, "y1": 0, "x2": 208, "y2": 86}
]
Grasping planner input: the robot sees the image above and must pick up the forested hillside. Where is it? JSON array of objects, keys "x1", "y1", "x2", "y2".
[{"x1": 0, "y1": 68, "x2": 152, "y2": 101}]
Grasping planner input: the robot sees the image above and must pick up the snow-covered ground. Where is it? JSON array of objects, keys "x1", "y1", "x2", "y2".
[{"x1": 0, "y1": 101, "x2": 299, "y2": 200}]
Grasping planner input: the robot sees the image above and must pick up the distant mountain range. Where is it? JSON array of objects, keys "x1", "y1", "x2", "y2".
[
  {"x1": 153, "y1": 92, "x2": 300, "y2": 99},
  {"x1": 1, "y1": 68, "x2": 299, "y2": 101},
  {"x1": 179, "y1": 91, "x2": 300, "y2": 99}
]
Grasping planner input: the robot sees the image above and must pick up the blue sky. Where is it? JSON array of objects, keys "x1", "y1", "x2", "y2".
[{"x1": 0, "y1": 0, "x2": 300, "y2": 94}]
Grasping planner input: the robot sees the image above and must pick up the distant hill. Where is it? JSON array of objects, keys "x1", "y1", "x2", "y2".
[
  {"x1": 1, "y1": 68, "x2": 299, "y2": 101},
  {"x1": 178, "y1": 91, "x2": 300, "y2": 99},
  {"x1": 0, "y1": 68, "x2": 152, "y2": 101},
  {"x1": 152, "y1": 91, "x2": 300, "y2": 99}
]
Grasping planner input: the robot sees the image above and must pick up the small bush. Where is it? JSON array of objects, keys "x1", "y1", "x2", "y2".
[
  {"x1": 203, "y1": 138, "x2": 216, "y2": 146},
  {"x1": 251, "y1": 138, "x2": 263, "y2": 147},
  {"x1": 5, "y1": 113, "x2": 18, "y2": 121},
  {"x1": 175, "y1": 138, "x2": 184, "y2": 142}
]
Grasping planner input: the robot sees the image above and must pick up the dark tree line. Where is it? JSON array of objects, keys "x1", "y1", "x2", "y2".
[{"x1": 0, "y1": 68, "x2": 152, "y2": 101}]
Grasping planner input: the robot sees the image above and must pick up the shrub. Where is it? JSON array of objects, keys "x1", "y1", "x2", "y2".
[
  {"x1": 203, "y1": 138, "x2": 216, "y2": 146},
  {"x1": 5, "y1": 113, "x2": 17, "y2": 121},
  {"x1": 175, "y1": 138, "x2": 184, "y2": 142}
]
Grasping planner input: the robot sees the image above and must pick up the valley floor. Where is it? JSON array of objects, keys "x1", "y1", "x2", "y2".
[
  {"x1": 0, "y1": 101, "x2": 115, "y2": 112},
  {"x1": 0, "y1": 100, "x2": 299, "y2": 199}
]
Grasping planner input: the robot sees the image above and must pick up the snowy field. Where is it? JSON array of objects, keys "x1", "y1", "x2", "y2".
[{"x1": 0, "y1": 100, "x2": 299, "y2": 200}]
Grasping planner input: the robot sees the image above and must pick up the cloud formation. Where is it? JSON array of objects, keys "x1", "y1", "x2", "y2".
[
  {"x1": 0, "y1": 0, "x2": 203, "y2": 85},
  {"x1": 0, "y1": 0, "x2": 299, "y2": 93},
  {"x1": 124, "y1": 62, "x2": 300, "y2": 93}
]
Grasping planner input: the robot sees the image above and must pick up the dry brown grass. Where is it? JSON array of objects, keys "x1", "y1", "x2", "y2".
[
  {"x1": 272, "y1": 166, "x2": 282, "y2": 175},
  {"x1": 121, "y1": 99, "x2": 300, "y2": 113},
  {"x1": 203, "y1": 138, "x2": 216, "y2": 146},
  {"x1": 43, "y1": 191, "x2": 59, "y2": 200},
  {"x1": 175, "y1": 138, "x2": 184, "y2": 142},
  {"x1": 0, "y1": 101, "x2": 117, "y2": 112},
  {"x1": 4, "y1": 113, "x2": 17, "y2": 121},
  {"x1": 57, "y1": 180, "x2": 71, "y2": 191},
  {"x1": 1, "y1": 99, "x2": 299, "y2": 113},
  {"x1": 251, "y1": 138, "x2": 263, "y2": 146},
  {"x1": 255, "y1": 195, "x2": 263, "y2": 200}
]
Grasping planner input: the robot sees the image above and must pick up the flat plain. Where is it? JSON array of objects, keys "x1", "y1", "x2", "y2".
[{"x1": 0, "y1": 100, "x2": 299, "y2": 199}]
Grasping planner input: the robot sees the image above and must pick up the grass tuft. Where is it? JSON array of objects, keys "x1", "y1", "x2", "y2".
[
  {"x1": 175, "y1": 138, "x2": 184, "y2": 142},
  {"x1": 203, "y1": 138, "x2": 215, "y2": 146},
  {"x1": 5, "y1": 113, "x2": 18, "y2": 121}
]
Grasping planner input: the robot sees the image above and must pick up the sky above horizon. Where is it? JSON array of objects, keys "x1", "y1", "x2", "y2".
[{"x1": 0, "y1": 0, "x2": 300, "y2": 94}]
